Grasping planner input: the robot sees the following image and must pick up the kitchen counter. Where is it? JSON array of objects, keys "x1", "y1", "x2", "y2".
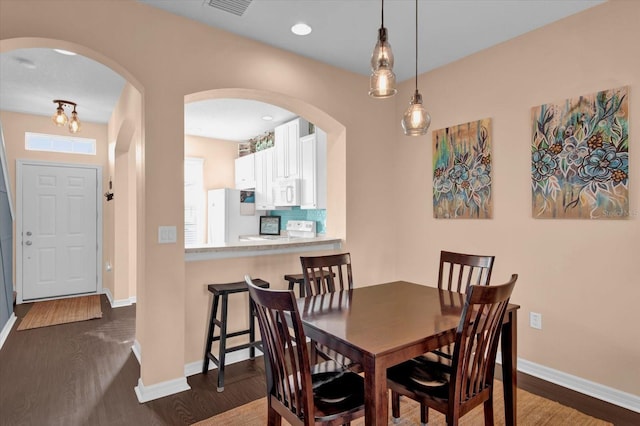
[{"x1": 185, "y1": 236, "x2": 342, "y2": 261}]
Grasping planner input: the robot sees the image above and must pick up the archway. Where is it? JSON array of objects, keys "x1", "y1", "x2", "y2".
[
  {"x1": 184, "y1": 88, "x2": 347, "y2": 239},
  {"x1": 0, "y1": 37, "x2": 145, "y2": 313}
]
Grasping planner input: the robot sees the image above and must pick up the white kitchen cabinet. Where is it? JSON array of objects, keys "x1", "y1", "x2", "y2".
[
  {"x1": 234, "y1": 153, "x2": 255, "y2": 189},
  {"x1": 274, "y1": 117, "x2": 310, "y2": 180},
  {"x1": 300, "y1": 129, "x2": 327, "y2": 210},
  {"x1": 254, "y1": 147, "x2": 275, "y2": 210}
]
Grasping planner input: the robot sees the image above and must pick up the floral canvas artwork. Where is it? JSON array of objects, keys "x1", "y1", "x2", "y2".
[
  {"x1": 432, "y1": 118, "x2": 492, "y2": 219},
  {"x1": 531, "y1": 86, "x2": 629, "y2": 219}
]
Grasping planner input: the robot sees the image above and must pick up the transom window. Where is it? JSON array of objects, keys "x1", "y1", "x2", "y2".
[{"x1": 25, "y1": 132, "x2": 96, "y2": 155}]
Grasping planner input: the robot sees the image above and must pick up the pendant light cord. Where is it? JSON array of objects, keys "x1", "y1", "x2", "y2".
[
  {"x1": 381, "y1": 0, "x2": 384, "y2": 27},
  {"x1": 415, "y1": 0, "x2": 418, "y2": 91}
]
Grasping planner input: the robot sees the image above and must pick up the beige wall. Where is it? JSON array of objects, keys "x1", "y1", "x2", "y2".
[
  {"x1": 1, "y1": 0, "x2": 638, "y2": 400},
  {"x1": 185, "y1": 135, "x2": 237, "y2": 191},
  {"x1": 393, "y1": 1, "x2": 639, "y2": 396}
]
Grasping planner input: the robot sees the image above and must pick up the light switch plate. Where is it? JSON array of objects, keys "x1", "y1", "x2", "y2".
[{"x1": 158, "y1": 226, "x2": 177, "y2": 244}]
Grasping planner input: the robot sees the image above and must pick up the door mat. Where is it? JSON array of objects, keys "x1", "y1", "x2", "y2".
[{"x1": 17, "y1": 295, "x2": 103, "y2": 331}]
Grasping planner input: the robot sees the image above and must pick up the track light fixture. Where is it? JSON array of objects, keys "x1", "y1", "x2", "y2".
[{"x1": 52, "y1": 100, "x2": 81, "y2": 133}]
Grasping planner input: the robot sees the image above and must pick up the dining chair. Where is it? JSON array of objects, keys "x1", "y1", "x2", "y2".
[
  {"x1": 438, "y1": 250, "x2": 495, "y2": 293},
  {"x1": 429, "y1": 250, "x2": 496, "y2": 362},
  {"x1": 245, "y1": 275, "x2": 365, "y2": 426},
  {"x1": 299, "y1": 253, "x2": 358, "y2": 369},
  {"x1": 300, "y1": 253, "x2": 353, "y2": 296},
  {"x1": 387, "y1": 274, "x2": 518, "y2": 426}
]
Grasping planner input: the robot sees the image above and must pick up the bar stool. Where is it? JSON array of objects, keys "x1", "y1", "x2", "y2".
[
  {"x1": 284, "y1": 273, "x2": 306, "y2": 297},
  {"x1": 202, "y1": 278, "x2": 269, "y2": 392},
  {"x1": 284, "y1": 270, "x2": 335, "y2": 298}
]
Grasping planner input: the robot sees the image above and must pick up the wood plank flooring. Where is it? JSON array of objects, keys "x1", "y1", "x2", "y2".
[{"x1": 1, "y1": 295, "x2": 637, "y2": 425}]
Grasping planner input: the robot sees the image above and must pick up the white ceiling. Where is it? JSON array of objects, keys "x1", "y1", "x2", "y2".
[{"x1": 0, "y1": 0, "x2": 604, "y2": 141}]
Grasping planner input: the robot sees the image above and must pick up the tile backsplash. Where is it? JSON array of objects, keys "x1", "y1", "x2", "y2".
[{"x1": 268, "y1": 207, "x2": 326, "y2": 234}]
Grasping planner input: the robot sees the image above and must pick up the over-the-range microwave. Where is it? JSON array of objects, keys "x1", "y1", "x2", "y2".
[{"x1": 273, "y1": 178, "x2": 300, "y2": 206}]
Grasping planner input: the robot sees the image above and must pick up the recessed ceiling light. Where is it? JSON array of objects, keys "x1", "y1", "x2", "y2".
[
  {"x1": 262, "y1": 115, "x2": 273, "y2": 121},
  {"x1": 53, "y1": 49, "x2": 77, "y2": 56},
  {"x1": 291, "y1": 23, "x2": 312, "y2": 36}
]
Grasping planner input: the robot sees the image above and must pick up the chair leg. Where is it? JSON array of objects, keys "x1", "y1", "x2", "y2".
[
  {"x1": 217, "y1": 294, "x2": 229, "y2": 392},
  {"x1": 202, "y1": 294, "x2": 219, "y2": 374},
  {"x1": 267, "y1": 403, "x2": 282, "y2": 426},
  {"x1": 391, "y1": 391, "x2": 401, "y2": 421},
  {"x1": 484, "y1": 397, "x2": 494, "y2": 426},
  {"x1": 420, "y1": 403, "x2": 429, "y2": 426},
  {"x1": 249, "y1": 300, "x2": 256, "y2": 359}
]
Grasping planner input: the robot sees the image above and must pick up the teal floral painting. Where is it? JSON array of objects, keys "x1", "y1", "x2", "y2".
[
  {"x1": 432, "y1": 118, "x2": 493, "y2": 219},
  {"x1": 531, "y1": 86, "x2": 629, "y2": 219}
]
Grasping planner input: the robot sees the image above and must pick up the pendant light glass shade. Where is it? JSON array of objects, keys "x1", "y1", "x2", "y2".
[
  {"x1": 52, "y1": 104, "x2": 68, "y2": 126},
  {"x1": 68, "y1": 109, "x2": 81, "y2": 133},
  {"x1": 369, "y1": 0, "x2": 396, "y2": 98},
  {"x1": 402, "y1": 0, "x2": 430, "y2": 136},
  {"x1": 369, "y1": 65, "x2": 397, "y2": 98},
  {"x1": 402, "y1": 90, "x2": 431, "y2": 136},
  {"x1": 370, "y1": 28, "x2": 394, "y2": 70}
]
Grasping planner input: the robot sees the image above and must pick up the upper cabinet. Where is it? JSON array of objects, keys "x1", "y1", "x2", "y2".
[
  {"x1": 235, "y1": 153, "x2": 255, "y2": 189},
  {"x1": 300, "y1": 129, "x2": 327, "y2": 210},
  {"x1": 254, "y1": 147, "x2": 275, "y2": 210},
  {"x1": 274, "y1": 118, "x2": 310, "y2": 180}
]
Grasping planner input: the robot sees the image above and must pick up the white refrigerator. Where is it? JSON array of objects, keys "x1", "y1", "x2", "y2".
[{"x1": 208, "y1": 188, "x2": 258, "y2": 244}]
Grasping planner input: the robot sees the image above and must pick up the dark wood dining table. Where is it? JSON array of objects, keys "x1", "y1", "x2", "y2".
[{"x1": 297, "y1": 281, "x2": 520, "y2": 426}]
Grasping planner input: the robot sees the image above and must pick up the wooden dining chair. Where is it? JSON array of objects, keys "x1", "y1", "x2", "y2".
[
  {"x1": 387, "y1": 274, "x2": 518, "y2": 426},
  {"x1": 428, "y1": 250, "x2": 496, "y2": 362},
  {"x1": 300, "y1": 253, "x2": 358, "y2": 369},
  {"x1": 245, "y1": 275, "x2": 365, "y2": 426},
  {"x1": 438, "y1": 250, "x2": 495, "y2": 293},
  {"x1": 300, "y1": 253, "x2": 353, "y2": 296}
]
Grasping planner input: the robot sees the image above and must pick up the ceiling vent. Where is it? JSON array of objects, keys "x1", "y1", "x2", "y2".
[{"x1": 207, "y1": 0, "x2": 253, "y2": 17}]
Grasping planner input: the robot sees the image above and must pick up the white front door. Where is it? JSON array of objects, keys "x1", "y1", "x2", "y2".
[{"x1": 19, "y1": 162, "x2": 100, "y2": 301}]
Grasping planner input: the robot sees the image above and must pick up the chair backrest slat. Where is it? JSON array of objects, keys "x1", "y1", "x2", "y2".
[
  {"x1": 300, "y1": 253, "x2": 353, "y2": 296},
  {"x1": 438, "y1": 250, "x2": 495, "y2": 293}
]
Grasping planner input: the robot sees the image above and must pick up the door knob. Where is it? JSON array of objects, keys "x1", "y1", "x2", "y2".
[
  {"x1": 25, "y1": 241, "x2": 33, "y2": 246},
  {"x1": 26, "y1": 231, "x2": 32, "y2": 236}
]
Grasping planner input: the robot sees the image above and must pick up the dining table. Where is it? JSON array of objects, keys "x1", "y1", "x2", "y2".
[{"x1": 297, "y1": 280, "x2": 520, "y2": 426}]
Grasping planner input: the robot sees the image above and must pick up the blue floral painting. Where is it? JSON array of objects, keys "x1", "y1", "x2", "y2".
[
  {"x1": 432, "y1": 118, "x2": 493, "y2": 219},
  {"x1": 531, "y1": 87, "x2": 629, "y2": 219}
]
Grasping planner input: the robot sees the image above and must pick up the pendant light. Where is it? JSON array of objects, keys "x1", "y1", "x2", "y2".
[
  {"x1": 52, "y1": 99, "x2": 82, "y2": 134},
  {"x1": 401, "y1": 0, "x2": 431, "y2": 136},
  {"x1": 369, "y1": 0, "x2": 397, "y2": 98}
]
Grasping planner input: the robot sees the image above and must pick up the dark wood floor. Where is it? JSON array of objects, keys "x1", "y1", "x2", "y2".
[{"x1": 1, "y1": 295, "x2": 638, "y2": 425}]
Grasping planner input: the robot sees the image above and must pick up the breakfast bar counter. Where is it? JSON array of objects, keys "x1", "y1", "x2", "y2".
[{"x1": 185, "y1": 236, "x2": 342, "y2": 261}]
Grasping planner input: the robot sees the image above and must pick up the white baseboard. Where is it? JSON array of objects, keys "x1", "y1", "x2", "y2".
[
  {"x1": 103, "y1": 288, "x2": 136, "y2": 308},
  {"x1": 184, "y1": 347, "x2": 256, "y2": 377},
  {"x1": 0, "y1": 313, "x2": 17, "y2": 351},
  {"x1": 134, "y1": 377, "x2": 190, "y2": 403},
  {"x1": 497, "y1": 353, "x2": 640, "y2": 413},
  {"x1": 132, "y1": 339, "x2": 142, "y2": 363}
]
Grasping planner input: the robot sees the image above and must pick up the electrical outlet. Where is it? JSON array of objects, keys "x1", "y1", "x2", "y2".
[{"x1": 529, "y1": 312, "x2": 542, "y2": 330}]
